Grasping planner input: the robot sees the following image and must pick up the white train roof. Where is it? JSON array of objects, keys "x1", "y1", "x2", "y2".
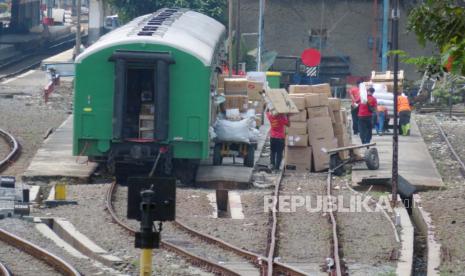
[{"x1": 75, "y1": 9, "x2": 226, "y2": 66}]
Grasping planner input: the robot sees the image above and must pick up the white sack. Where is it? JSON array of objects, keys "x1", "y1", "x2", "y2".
[
  {"x1": 374, "y1": 92, "x2": 394, "y2": 101},
  {"x1": 360, "y1": 82, "x2": 368, "y2": 104},
  {"x1": 214, "y1": 118, "x2": 252, "y2": 143}
]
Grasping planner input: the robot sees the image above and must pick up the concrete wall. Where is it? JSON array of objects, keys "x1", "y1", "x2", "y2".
[
  {"x1": 239, "y1": 0, "x2": 434, "y2": 79},
  {"x1": 88, "y1": 0, "x2": 104, "y2": 44}
]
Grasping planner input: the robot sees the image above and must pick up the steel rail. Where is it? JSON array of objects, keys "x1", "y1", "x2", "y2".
[
  {"x1": 104, "y1": 181, "x2": 241, "y2": 276},
  {"x1": 433, "y1": 116, "x2": 465, "y2": 175},
  {"x1": 0, "y1": 128, "x2": 20, "y2": 172},
  {"x1": 106, "y1": 180, "x2": 308, "y2": 276},
  {"x1": 327, "y1": 173, "x2": 342, "y2": 276},
  {"x1": 0, "y1": 261, "x2": 12, "y2": 276},
  {"x1": 265, "y1": 170, "x2": 284, "y2": 276},
  {"x1": 0, "y1": 227, "x2": 80, "y2": 275}
]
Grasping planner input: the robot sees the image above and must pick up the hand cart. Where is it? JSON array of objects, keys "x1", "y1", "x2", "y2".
[
  {"x1": 322, "y1": 143, "x2": 379, "y2": 176},
  {"x1": 213, "y1": 141, "x2": 257, "y2": 168}
]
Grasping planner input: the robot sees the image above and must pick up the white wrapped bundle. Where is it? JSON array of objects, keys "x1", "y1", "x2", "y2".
[
  {"x1": 374, "y1": 92, "x2": 394, "y2": 101},
  {"x1": 377, "y1": 99, "x2": 394, "y2": 107},
  {"x1": 373, "y1": 83, "x2": 388, "y2": 94},
  {"x1": 360, "y1": 82, "x2": 368, "y2": 104},
  {"x1": 214, "y1": 118, "x2": 255, "y2": 143}
]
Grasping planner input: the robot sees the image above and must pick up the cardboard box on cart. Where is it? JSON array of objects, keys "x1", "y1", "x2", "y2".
[
  {"x1": 224, "y1": 95, "x2": 249, "y2": 112},
  {"x1": 285, "y1": 146, "x2": 312, "y2": 172},
  {"x1": 224, "y1": 78, "x2": 248, "y2": 95},
  {"x1": 311, "y1": 137, "x2": 337, "y2": 171},
  {"x1": 247, "y1": 81, "x2": 265, "y2": 101}
]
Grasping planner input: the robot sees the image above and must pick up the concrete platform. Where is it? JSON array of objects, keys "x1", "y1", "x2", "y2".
[
  {"x1": 22, "y1": 115, "x2": 97, "y2": 182},
  {"x1": 351, "y1": 118, "x2": 444, "y2": 190}
]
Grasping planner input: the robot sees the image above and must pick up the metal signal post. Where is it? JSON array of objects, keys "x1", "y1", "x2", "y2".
[{"x1": 391, "y1": 0, "x2": 400, "y2": 205}]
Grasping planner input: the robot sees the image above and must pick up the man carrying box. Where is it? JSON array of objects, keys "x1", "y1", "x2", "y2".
[
  {"x1": 358, "y1": 87, "x2": 377, "y2": 144},
  {"x1": 266, "y1": 111, "x2": 289, "y2": 171}
]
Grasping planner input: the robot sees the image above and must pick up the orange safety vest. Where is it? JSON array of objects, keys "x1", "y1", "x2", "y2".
[{"x1": 397, "y1": 95, "x2": 411, "y2": 112}]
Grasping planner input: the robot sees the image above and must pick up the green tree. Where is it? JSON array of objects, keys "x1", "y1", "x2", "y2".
[
  {"x1": 107, "y1": 0, "x2": 227, "y2": 24},
  {"x1": 407, "y1": 0, "x2": 465, "y2": 75}
]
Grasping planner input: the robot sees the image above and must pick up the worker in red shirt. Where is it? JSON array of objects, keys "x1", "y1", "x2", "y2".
[
  {"x1": 349, "y1": 79, "x2": 363, "y2": 135},
  {"x1": 358, "y1": 87, "x2": 377, "y2": 144},
  {"x1": 266, "y1": 111, "x2": 289, "y2": 171}
]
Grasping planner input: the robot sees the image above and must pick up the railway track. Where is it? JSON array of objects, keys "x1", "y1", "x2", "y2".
[
  {"x1": 433, "y1": 116, "x2": 465, "y2": 175},
  {"x1": 106, "y1": 181, "x2": 259, "y2": 275},
  {"x1": 0, "y1": 35, "x2": 77, "y2": 81},
  {"x1": 265, "y1": 169, "x2": 344, "y2": 276},
  {"x1": 0, "y1": 128, "x2": 19, "y2": 173},
  {"x1": 106, "y1": 180, "x2": 311, "y2": 275},
  {"x1": 0, "y1": 261, "x2": 12, "y2": 276},
  {"x1": 0, "y1": 227, "x2": 80, "y2": 275}
]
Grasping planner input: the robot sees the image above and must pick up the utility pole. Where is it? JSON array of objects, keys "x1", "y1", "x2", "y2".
[
  {"x1": 228, "y1": 0, "x2": 233, "y2": 77},
  {"x1": 75, "y1": 0, "x2": 82, "y2": 58},
  {"x1": 234, "y1": 0, "x2": 241, "y2": 74},
  {"x1": 256, "y1": 0, "x2": 264, "y2": 71},
  {"x1": 381, "y1": 0, "x2": 389, "y2": 71},
  {"x1": 391, "y1": 0, "x2": 399, "y2": 205}
]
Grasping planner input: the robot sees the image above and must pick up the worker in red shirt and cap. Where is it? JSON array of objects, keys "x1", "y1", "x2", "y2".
[
  {"x1": 358, "y1": 87, "x2": 377, "y2": 144},
  {"x1": 266, "y1": 111, "x2": 289, "y2": 171}
]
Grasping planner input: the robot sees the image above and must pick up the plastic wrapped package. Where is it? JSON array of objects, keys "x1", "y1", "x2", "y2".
[
  {"x1": 377, "y1": 99, "x2": 394, "y2": 107},
  {"x1": 372, "y1": 83, "x2": 387, "y2": 94},
  {"x1": 360, "y1": 82, "x2": 368, "y2": 104},
  {"x1": 209, "y1": 126, "x2": 217, "y2": 140},
  {"x1": 249, "y1": 127, "x2": 260, "y2": 142},
  {"x1": 374, "y1": 92, "x2": 394, "y2": 101},
  {"x1": 214, "y1": 118, "x2": 253, "y2": 143}
]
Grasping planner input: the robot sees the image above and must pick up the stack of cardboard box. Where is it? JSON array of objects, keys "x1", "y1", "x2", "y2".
[
  {"x1": 284, "y1": 83, "x2": 351, "y2": 172},
  {"x1": 219, "y1": 76, "x2": 265, "y2": 127},
  {"x1": 285, "y1": 93, "x2": 311, "y2": 171}
]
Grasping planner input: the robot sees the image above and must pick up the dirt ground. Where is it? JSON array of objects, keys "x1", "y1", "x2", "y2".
[
  {"x1": 0, "y1": 82, "x2": 72, "y2": 177},
  {"x1": 416, "y1": 114, "x2": 465, "y2": 275}
]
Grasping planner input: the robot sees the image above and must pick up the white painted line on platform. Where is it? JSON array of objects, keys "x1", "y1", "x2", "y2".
[
  {"x1": 29, "y1": 186, "x2": 40, "y2": 202},
  {"x1": 229, "y1": 191, "x2": 244, "y2": 220},
  {"x1": 35, "y1": 222, "x2": 88, "y2": 258},
  {"x1": 207, "y1": 192, "x2": 218, "y2": 218},
  {"x1": 47, "y1": 185, "x2": 55, "y2": 201},
  {"x1": 1, "y1": 70, "x2": 36, "y2": 84}
]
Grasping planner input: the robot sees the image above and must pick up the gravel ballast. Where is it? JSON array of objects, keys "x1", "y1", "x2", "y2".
[{"x1": 416, "y1": 114, "x2": 465, "y2": 274}]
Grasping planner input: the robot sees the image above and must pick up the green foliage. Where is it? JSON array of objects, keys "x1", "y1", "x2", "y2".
[
  {"x1": 108, "y1": 0, "x2": 227, "y2": 24},
  {"x1": 432, "y1": 76, "x2": 465, "y2": 105},
  {"x1": 387, "y1": 50, "x2": 442, "y2": 76},
  {"x1": 407, "y1": 0, "x2": 465, "y2": 76}
]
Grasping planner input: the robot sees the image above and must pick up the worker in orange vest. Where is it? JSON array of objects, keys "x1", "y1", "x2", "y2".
[{"x1": 397, "y1": 93, "x2": 411, "y2": 135}]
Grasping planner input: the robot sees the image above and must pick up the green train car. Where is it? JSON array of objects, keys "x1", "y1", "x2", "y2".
[{"x1": 73, "y1": 8, "x2": 226, "y2": 183}]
